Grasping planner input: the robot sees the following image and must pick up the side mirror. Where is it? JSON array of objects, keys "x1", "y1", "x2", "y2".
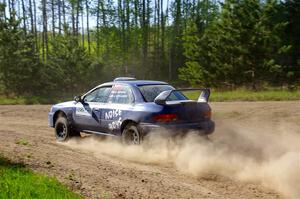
[{"x1": 74, "y1": 95, "x2": 82, "y2": 103}]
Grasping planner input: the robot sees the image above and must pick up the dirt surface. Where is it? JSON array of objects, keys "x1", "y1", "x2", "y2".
[{"x1": 0, "y1": 102, "x2": 299, "y2": 199}]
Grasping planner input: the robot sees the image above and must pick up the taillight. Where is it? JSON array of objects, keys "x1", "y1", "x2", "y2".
[
  {"x1": 154, "y1": 114, "x2": 177, "y2": 122},
  {"x1": 204, "y1": 111, "x2": 211, "y2": 119}
]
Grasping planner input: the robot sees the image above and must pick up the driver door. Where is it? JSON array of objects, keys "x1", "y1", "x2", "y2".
[{"x1": 74, "y1": 86, "x2": 112, "y2": 132}]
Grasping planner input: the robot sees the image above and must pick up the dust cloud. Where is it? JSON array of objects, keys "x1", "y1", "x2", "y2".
[{"x1": 64, "y1": 122, "x2": 300, "y2": 198}]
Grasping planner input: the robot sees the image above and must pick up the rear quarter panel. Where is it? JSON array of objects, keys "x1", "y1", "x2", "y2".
[{"x1": 102, "y1": 102, "x2": 163, "y2": 135}]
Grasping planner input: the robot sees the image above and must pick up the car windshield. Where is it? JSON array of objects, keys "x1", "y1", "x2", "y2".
[{"x1": 138, "y1": 84, "x2": 188, "y2": 102}]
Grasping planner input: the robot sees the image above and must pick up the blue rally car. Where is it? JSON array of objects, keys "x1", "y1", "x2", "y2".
[{"x1": 48, "y1": 77, "x2": 215, "y2": 144}]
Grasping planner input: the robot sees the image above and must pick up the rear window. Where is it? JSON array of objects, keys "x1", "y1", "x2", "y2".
[{"x1": 138, "y1": 85, "x2": 188, "y2": 102}]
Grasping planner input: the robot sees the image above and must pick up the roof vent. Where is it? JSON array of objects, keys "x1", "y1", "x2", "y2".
[{"x1": 114, "y1": 77, "x2": 137, "y2": 82}]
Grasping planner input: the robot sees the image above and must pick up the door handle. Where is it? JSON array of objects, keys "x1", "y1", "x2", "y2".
[{"x1": 93, "y1": 108, "x2": 100, "y2": 112}]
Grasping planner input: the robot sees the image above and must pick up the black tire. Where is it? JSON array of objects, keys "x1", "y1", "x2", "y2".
[
  {"x1": 54, "y1": 117, "x2": 79, "y2": 141},
  {"x1": 122, "y1": 124, "x2": 141, "y2": 145}
]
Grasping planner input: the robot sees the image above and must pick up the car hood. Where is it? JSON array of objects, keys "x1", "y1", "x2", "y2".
[{"x1": 53, "y1": 101, "x2": 76, "y2": 108}]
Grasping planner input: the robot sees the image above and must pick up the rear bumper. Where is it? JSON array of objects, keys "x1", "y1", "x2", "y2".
[{"x1": 139, "y1": 120, "x2": 215, "y2": 135}]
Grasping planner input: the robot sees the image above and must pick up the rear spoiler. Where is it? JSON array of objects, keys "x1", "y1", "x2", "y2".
[{"x1": 154, "y1": 88, "x2": 211, "y2": 105}]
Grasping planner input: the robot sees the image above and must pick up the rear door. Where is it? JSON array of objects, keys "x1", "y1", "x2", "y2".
[{"x1": 100, "y1": 84, "x2": 135, "y2": 135}]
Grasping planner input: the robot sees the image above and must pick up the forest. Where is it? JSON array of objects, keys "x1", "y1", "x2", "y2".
[{"x1": 0, "y1": 0, "x2": 299, "y2": 98}]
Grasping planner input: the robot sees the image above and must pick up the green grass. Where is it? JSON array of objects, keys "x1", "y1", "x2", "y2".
[
  {"x1": 0, "y1": 96, "x2": 49, "y2": 105},
  {"x1": 15, "y1": 139, "x2": 29, "y2": 146},
  {"x1": 210, "y1": 89, "x2": 300, "y2": 101},
  {"x1": 184, "y1": 89, "x2": 300, "y2": 102},
  {"x1": 0, "y1": 96, "x2": 68, "y2": 105},
  {"x1": 0, "y1": 155, "x2": 82, "y2": 199},
  {"x1": 0, "y1": 88, "x2": 300, "y2": 104}
]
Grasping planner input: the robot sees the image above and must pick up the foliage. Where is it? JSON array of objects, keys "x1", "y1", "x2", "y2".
[
  {"x1": 45, "y1": 31, "x2": 97, "y2": 94},
  {"x1": 0, "y1": 0, "x2": 299, "y2": 98},
  {"x1": 0, "y1": 14, "x2": 41, "y2": 95},
  {"x1": 179, "y1": 0, "x2": 294, "y2": 89}
]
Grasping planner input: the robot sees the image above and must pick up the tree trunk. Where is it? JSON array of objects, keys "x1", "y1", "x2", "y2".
[
  {"x1": 96, "y1": 0, "x2": 100, "y2": 56},
  {"x1": 160, "y1": 0, "x2": 165, "y2": 77},
  {"x1": 141, "y1": 0, "x2": 148, "y2": 78},
  {"x1": 58, "y1": 0, "x2": 61, "y2": 34},
  {"x1": 251, "y1": 67, "x2": 257, "y2": 91},
  {"x1": 11, "y1": 0, "x2": 15, "y2": 17},
  {"x1": 85, "y1": 0, "x2": 90, "y2": 53},
  {"x1": 21, "y1": 0, "x2": 26, "y2": 34},
  {"x1": 81, "y1": 1, "x2": 84, "y2": 46},
  {"x1": 62, "y1": 0, "x2": 66, "y2": 26},
  {"x1": 7, "y1": 0, "x2": 11, "y2": 18},
  {"x1": 51, "y1": 0, "x2": 55, "y2": 37},
  {"x1": 125, "y1": 0, "x2": 130, "y2": 44},
  {"x1": 100, "y1": 0, "x2": 109, "y2": 60},
  {"x1": 100, "y1": 0, "x2": 106, "y2": 27},
  {"x1": 71, "y1": 1, "x2": 75, "y2": 35},
  {"x1": 33, "y1": 0, "x2": 38, "y2": 53},
  {"x1": 117, "y1": 0, "x2": 124, "y2": 71},
  {"x1": 134, "y1": 0, "x2": 138, "y2": 26},
  {"x1": 76, "y1": 0, "x2": 80, "y2": 36},
  {"x1": 17, "y1": 0, "x2": 20, "y2": 17},
  {"x1": 2, "y1": 0, "x2": 7, "y2": 19},
  {"x1": 166, "y1": 0, "x2": 172, "y2": 80},
  {"x1": 125, "y1": 0, "x2": 130, "y2": 71},
  {"x1": 42, "y1": 0, "x2": 48, "y2": 61},
  {"x1": 28, "y1": 0, "x2": 34, "y2": 33}
]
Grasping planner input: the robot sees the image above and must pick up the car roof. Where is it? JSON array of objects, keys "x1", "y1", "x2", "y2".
[
  {"x1": 101, "y1": 80, "x2": 169, "y2": 87},
  {"x1": 119, "y1": 80, "x2": 168, "y2": 86}
]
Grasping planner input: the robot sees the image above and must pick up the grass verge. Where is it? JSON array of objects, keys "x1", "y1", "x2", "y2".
[
  {"x1": 0, "y1": 155, "x2": 81, "y2": 199},
  {"x1": 0, "y1": 96, "x2": 65, "y2": 105},
  {"x1": 183, "y1": 89, "x2": 300, "y2": 102},
  {"x1": 1, "y1": 89, "x2": 300, "y2": 104},
  {"x1": 210, "y1": 89, "x2": 300, "y2": 101}
]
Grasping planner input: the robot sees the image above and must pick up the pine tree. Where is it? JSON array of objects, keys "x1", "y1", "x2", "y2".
[
  {"x1": 180, "y1": 0, "x2": 286, "y2": 89},
  {"x1": 0, "y1": 11, "x2": 41, "y2": 95},
  {"x1": 179, "y1": 20, "x2": 207, "y2": 86}
]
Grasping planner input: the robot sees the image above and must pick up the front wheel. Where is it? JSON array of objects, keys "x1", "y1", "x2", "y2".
[
  {"x1": 122, "y1": 124, "x2": 141, "y2": 145},
  {"x1": 55, "y1": 117, "x2": 79, "y2": 141}
]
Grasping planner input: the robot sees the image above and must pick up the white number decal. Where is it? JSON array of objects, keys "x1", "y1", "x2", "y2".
[{"x1": 105, "y1": 109, "x2": 123, "y2": 130}]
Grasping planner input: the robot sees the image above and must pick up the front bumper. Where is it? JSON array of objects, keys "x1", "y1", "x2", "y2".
[
  {"x1": 139, "y1": 120, "x2": 215, "y2": 135},
  {"x1": 48, "y1": 112, "x2": 54, "y2": 127}
]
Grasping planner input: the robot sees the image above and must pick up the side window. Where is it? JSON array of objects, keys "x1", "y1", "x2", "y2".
[
  {"x1": 108, "y1": 85, "x2": 134, "y2": 104},
  {"x1": 84, "y1": 87, "x2": 112, "y2": 103}
]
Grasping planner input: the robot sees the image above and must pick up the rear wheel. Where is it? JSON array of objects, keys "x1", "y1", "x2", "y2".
[
  {"x1": 55, "y1": 117, "x2": 79, "y2": 141},
  {"x1": 122, "y1": 124, "x2": 141, "y2": 145}
]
